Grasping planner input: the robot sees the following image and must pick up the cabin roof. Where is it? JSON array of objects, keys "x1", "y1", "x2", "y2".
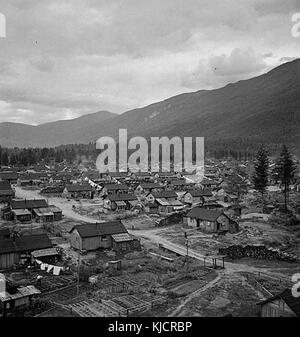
[
  {"x1": 11, "y1": 199, "x2": 48, "y2": 209},
  {"x1": 65, "y1": 184, "x2": 92, "y2": 192},
  {"x1": 104, "y1": 184, "x2": 129, "y2": 190},
  {"x1": 107, "y1": 193, "x2": 137, "y2": 202},
  {"x1": 186, "y1": 189, "x2": 213, "y2": 197},
  {"x1": 71, "y1": 221, "x2": 127, "y2": 238},
  {"x1": 150, "y1": 191, "x2": 178, "y2": 199},
  {"x1": 187, "y1": 207, "x2": 223, "y2": 221},
  {"x1": 0, "y1": 234, "x2": 52, "y2": 254}
]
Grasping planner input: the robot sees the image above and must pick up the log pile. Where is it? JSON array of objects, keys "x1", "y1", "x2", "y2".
[
  {"x1": 219, "y1": 244, "x2": 298, "y2": 262},
  {"x1": 156, "y1": 212, "x2": 184, "y2": 227}
]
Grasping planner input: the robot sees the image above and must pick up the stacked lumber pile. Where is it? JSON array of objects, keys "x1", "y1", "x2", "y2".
[
  {"x1": 219, "y1": 244, "x2": 298, "y2": 262},
  {"x1": 156, "y1": 212, "x2": 184, "y2": 227}
]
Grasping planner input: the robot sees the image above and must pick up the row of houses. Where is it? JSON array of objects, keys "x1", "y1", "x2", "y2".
[{"x1": 1, "y1": 199, "x2": 63, "y2": 223}]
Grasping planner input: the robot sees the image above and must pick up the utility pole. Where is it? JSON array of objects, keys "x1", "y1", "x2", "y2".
[
  {"x1": 185, "y1": 238, "x2": 190, "y2": 271},
  {"x1": 77, "y1": 252, "x2": 81, "y2": 296},
  {"x1": 184, "y1": 231, "x2": 189, "y2": 271}
]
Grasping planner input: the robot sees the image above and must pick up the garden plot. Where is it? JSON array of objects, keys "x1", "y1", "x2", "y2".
[
  {"x1": 36, "y1": 274, "x2": 76, "y2": 293},
  {"x1": 67, "y1": 295, "x2": 166, "y2": 317},
  {"x1": 241, "y1": 271, "x2": 292, "y2": 296},
  {"x1": 176, "y1": 273, "x2": 263, "y2": 317},
  {"x1": 96, "y1": 275, "x2": 140, "y2": 294}
]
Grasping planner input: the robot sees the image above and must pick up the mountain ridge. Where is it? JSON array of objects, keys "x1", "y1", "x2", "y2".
[{"x1": 0, "y1": 59, "x2": 299, "y2": 148}]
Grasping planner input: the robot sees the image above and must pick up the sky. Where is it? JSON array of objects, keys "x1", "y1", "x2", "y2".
[{"x1": 0, "y1": 0, "x2": 299, "y2": 125}]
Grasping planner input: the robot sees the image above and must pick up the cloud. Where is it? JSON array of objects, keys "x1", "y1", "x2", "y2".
[
  {"x1": 0, "y1": 0, "x2": 299, "y2": 124},
  {"x1": 30, "y1": 56, "x2": 55, "y2": 72},
  {"x1": 209, "y1": 48, "x2": 266, "y2": 77}
]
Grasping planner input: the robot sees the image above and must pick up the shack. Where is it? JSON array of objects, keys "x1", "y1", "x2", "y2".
[
  {"x1": 186, "y1": 207, "x2": 239, "y2": 234},
  {"x1": 0, "y1": 181, "x2": 15, "y2": 203},
  {"x1": 0, "y1": 281, "x2": 41, "y2": 317},
  {"x1": 69, "y1": 221, "x2": 140, "y2": 253},
  {"x1": 258, "y1": 289, "x2": 300, "y2": 317},
  {"x1": 0, "y1": 234, "x2": 53, "y2": 269}
]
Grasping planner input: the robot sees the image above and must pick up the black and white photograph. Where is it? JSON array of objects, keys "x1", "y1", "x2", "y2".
[{"x1": 0, "y1": 0, "x2": 299, "y2": 326}]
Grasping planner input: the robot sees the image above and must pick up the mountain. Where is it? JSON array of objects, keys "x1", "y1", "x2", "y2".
[
  {"x1": 0, "y1": 111, "x2": 117, "y2": 147},
  {"x1": 0, "y1": 59, "x2": 299, "y2": 148}
]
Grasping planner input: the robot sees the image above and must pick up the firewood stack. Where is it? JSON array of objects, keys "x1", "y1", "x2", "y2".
[{"x1": 219, "y1": 244, "x2": 298, "y2": 262}]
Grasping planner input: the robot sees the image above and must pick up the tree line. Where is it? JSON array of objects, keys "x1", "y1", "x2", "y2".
[
  {"x1": 252, "y1": 144, "x2": 298, "y2": 211},
  {"x1": 0, "y1": 143, "x2": 98, "y2": 167}
]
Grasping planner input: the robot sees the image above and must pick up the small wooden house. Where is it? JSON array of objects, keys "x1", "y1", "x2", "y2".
[
  {"x1": 63, "y1": 183, "x2": 93, "y2": 199},
  {"x1": 12, "y1": 209, "x2": 32, "y2": 223},
  {"x1": 186, "y1": 207, "x2": 239, "y2": 233},
  {"x1": 258, "y1": 289, "x2": 300, "y2": 317},
  {"x1": 102, "y1": 184, "x2": 129, "y2": 195},
  {"x1": 69, "y1": 221, "x2": 140, "y2": 253},
  {"x1": 183, "y1": 189, "x2": 213, "y2": 205},
  {"x1": 0, "y1": 181, "x2": 15, "y2": 203},
  {"x1": 0, "y1": 283, "x2": 41, "y2": 317},
  {"x1": 0, "y1": 234, "x2": 53, "y2": 269},
  {"x1": 146, "y1": 191, "x2": 178, "y2": 204},
  {"x1": 103, "y1": 194, "x2": 138, "y2": 211},
  {"x1": 135, "y1": 183, "x2": 162, "y2": 195},
  {"x1": 0, "y1": 172, "x2": 18, "y2": 184}
]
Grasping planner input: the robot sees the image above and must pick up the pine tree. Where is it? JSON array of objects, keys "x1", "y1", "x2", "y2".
[
  {"x1": 253, "y1": 146, "x2": 269, "y2": 205},
  {"x1": 273, "y1": 145, "x2": 297, "y2": 211}
]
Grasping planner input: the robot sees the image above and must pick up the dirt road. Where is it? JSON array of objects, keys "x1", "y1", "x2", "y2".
[{"x1": 15, "y1": 186, "x2": 98, "y2": 223}]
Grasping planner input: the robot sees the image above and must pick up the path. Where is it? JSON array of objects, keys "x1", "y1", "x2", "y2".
[{"x1": 169, "y1": 274, "x2": 222, "y2": 317}]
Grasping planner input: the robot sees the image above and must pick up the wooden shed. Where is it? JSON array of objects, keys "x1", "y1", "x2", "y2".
[
  {"x1": 258, "y1": 289, "x2": 300, "y2": 317},
  {"x1": 69, "y1": 221, "x2": 137, "y2": 253},
  {"x1": 0, "y1": 234, "x2": 53, "y2": 269},
  {"x1": 186, "y1": 207, "x2": 239, "y2": 234}
]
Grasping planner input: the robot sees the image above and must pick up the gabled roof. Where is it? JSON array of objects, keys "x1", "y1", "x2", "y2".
[
  {"x1": 0, "y1": 172, "x2": 18, "y2": 180},
  {"x1": 138, "y1": 183, "x2": 161, "y2": 189},
  {"x1": 11, "y1": 199, "x2": 48, "y2": 209},
  {"x1": 150, "y1": 191, "x2": 178, "y2": 199},
  {"x1": 200, "y1": 178, "x2": 218, "y2": 185},
  {"x1": 107, "y1": 193, "x2": 137, "y2": 202},
  {"x1": 169, "y1": 180, "x2": 190, "y2": 186},
  {"x1": 65, "y1": 183, "x2": 92, "y2": 192},
  {"x1": 156, "y1": 198, "x2": 170, "y2": 206},
  {"x1": 0, "y1": 234, "x2": 52, "y2": 254},
  {"x1": 0, "y1": 181, "x2": 13, "y2": 190},
  {"x1": 70, "y1": 221, "x2": 127, "y2": 238},
  {"x1": 186, "y1": 188, "x2": 213, "y2": 197},
  {"x1": 0, "y1": 228, "x2": 10, "y2": 239},
  {"x1": 258, "y1": 289, "x2": 300, "y2": 316},
  {"x1": 19, "y1": 172, "x2": 48, "y2": 180},
  {"x1": 0, "y1": 182, "x2": 14, "y2": 195},
  {"x1": 104, "y1": 184, "x2": 129, "y2": 191},
  {"x1": 187, "y1": 207, "x2": 223, "y2": 221}
]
